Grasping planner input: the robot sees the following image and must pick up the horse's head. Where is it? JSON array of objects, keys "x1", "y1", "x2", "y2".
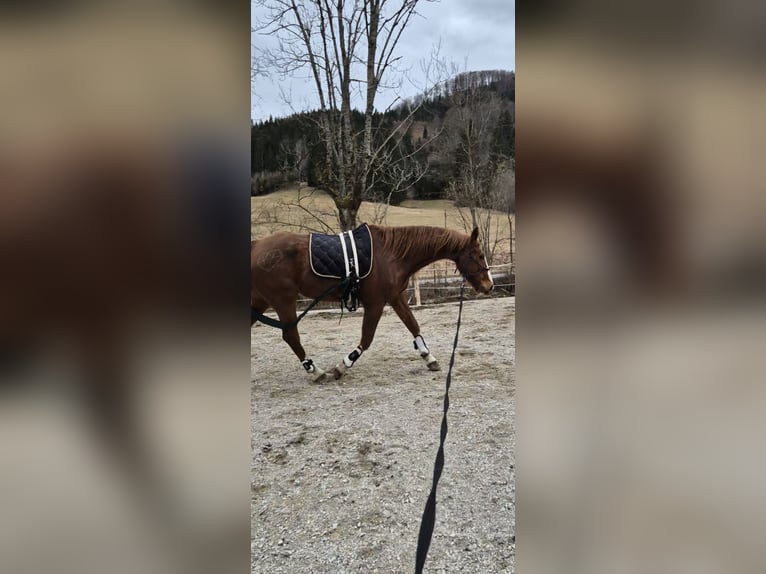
[{"x1": 456, "y1": 227, "x2": 494, "y2": 294}]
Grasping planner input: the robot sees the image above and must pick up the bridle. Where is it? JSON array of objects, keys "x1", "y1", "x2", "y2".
[
  {"x1": 455, "y1": 243, "x2": 492, "y2": 284},
  {"x1": 456, "y1": 256, "x2": 490, "y2": 280},
  {"x1": 460, "y1": 263, "x2": 490, "y2": 279}
]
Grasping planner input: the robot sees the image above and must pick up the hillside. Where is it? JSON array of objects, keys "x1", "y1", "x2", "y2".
[{"x1": 251, "y1": 70, "x2": 515, "y2": 205}]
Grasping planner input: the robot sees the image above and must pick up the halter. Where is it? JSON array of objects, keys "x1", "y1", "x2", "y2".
[{"x1": 456, "y1": 261, "x2": 490, "y2": 280}]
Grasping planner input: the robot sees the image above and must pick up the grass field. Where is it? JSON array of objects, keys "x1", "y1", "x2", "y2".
[{"x1": 251, "y1": 186, "x2": 515, "y2": 266}]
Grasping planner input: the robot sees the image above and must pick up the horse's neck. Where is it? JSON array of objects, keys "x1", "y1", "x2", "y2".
[{"x1": 400, "y1": 228, "x2": 462, "y2": 276}]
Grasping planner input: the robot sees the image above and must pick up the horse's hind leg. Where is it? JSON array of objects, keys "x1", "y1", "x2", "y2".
[
  {"x1": 331, "y1": 302, "x2": 384, "y2": 380},
  {"x1": 272, "y1": 305, "x2": 326, "y2": 383},
  {"x1": 251, "y1": 292, "x2": 270, "y2": 326},
  {"x1": 252, "y1": 286, "x2": 325, "y2": 382},
  {"x1": 390, "y1": 292, "x2": 440, "y2": 371}
]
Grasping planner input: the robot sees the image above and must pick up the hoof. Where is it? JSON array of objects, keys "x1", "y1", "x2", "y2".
[
  {"x1": 331, "y1": 361, "x2": 347, "y2": 380},
  {"x1": 331, "y1": 367, "x2": 345, "y2": 380},
  {"x1": 427, "y1": 361, "x2": 441, "y2": 372},
  {"x1": 311, "y1": 370, "x2": 328, "y2": 384}
]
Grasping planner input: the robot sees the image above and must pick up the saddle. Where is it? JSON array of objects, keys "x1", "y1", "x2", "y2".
[
  {"x1": 309, "y1": 223, "x2": 373, "y2": 311},
  {"x1": 309, "y1": 223, "x2": 373, "y2": 280}
]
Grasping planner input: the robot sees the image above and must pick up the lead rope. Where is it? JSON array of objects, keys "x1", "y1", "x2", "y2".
[
  {"x1": 414, "y1": 278, "x2": 466, "y2": 574},
  {"x1": 251, "y1": 276, "x2": 352, "y2": 330}
]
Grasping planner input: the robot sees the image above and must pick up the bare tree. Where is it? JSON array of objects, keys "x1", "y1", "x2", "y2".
[
  {"x1": 251, "y1": 24, "x2": 266, "y2": 83},
  {"x1": 492, "y1": 158, "x2": 515, "y2": 214},
  {"x1": 277, "y1": 137, "x2": 311, "y2": 181},
  {"x1": 254, "y1": 0, "x2": 441, "y2": 231},
  {"x1": 437, "y1": 79, "x2": 513, "y2": 264},
  {"x1": 252, "y1": 26, "x2": 266, "y2": 119}
]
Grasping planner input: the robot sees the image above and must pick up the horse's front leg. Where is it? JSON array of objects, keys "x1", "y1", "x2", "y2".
[
  {"x1": 390, "y1": 293, "x2": 440, "y2": 371},
  {"x1": 331, "y1": 303, "x2": 384, "y2": 380}
]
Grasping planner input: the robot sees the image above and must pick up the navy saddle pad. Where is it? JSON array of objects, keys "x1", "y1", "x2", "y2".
[{"x1": 309, "y1": 223, "x2": 373, "y2": 279}]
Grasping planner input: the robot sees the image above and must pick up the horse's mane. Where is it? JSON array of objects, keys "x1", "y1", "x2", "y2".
[{"x1": 374, "y1": 225, "x2": 468, "y2": 260}]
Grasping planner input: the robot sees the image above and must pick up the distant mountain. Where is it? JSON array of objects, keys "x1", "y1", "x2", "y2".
[{"x1": 392, "y1": 69, "x2": 514, "y2": 121}]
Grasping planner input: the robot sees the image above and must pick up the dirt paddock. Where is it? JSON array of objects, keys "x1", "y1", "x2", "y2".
[{"x1": 251, "y1": 297, "x2": 515, "y2": 573}]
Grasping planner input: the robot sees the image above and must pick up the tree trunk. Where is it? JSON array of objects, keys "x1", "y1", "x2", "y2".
[
  {"x1": 338, "y1": 206, "x2": 358, "y2": 231},
  {"x1": 364, "y1": 1, "x2": 380, "y2": 158},
  {"x1": 336, "y1": 170, "x2": 365, "y2": 231}
]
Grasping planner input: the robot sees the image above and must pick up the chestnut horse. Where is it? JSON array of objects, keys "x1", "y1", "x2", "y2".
[{"x1": 251, "y1": 225, "x2": 494, "y2": 382}]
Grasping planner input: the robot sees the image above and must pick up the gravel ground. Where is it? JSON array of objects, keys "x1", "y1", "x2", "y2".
[{"x1": 251, "y1": 297, "x2": 515, "y2": 574}]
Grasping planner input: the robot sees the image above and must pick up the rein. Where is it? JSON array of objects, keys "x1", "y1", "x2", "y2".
[
  {"x1": 251, "y1": 275, "x2": 354, "y2": 330},
  {"x1": 414, "y1": 278, "x2": 466, "y2": 574}
]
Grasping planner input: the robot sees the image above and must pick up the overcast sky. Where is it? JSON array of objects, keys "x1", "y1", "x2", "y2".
[{"x1": 251, "y1": 0, "x2": 515, "y2": 121}]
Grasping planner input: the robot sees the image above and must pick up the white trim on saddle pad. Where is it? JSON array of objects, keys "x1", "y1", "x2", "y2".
[
  {"x1": 339, "y1": 231, "x2": 351, "y2": 277},
  {"x1": 309, "y1": 224, "x2": 374, "y2": 280},
  {"x1": 347, "y1": 230, "x2": 360, "y2": 276}
]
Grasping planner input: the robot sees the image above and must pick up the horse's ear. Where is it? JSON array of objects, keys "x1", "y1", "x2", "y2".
[{"x1": 470, "y1": 227, "x2": 479, "y2": 242}]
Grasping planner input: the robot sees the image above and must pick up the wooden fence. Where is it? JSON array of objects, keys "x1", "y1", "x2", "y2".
[
  {"x1": 407, "y1": 263, "x2": 515, "y2": 306},
  {"x1": 283, "y1": 262, "x2": 514, "y2": 313}
]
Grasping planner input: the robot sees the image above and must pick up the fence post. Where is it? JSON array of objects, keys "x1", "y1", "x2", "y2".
[
  {"x1": 414, "y1": 273, "x2": 422, "y2": 306},
  {"x1": 509, "y1": 216, "x2": 514, "y2": 275}
]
